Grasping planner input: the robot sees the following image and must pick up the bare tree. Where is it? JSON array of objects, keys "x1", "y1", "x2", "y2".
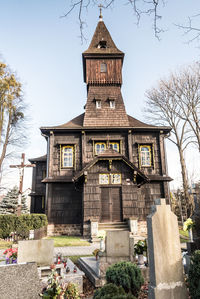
[
  {"x1": 62, "y1": 0, "x2": 164, "y2": 42},
  {"x1": 170, "y1": 63, "x2": 200, "y2": 152},
  {"x1": 145, "y1": 75, "x2": 194, "y2": 217},
  {"x1": 0, "y1": 62, "x2": 26, "y2": 186},
  {"x1": 62, "y1": 1, "x2": 200, "y2": 44}
]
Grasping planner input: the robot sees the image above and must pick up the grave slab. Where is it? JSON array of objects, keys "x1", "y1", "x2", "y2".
[
  {"x1": 0, "y1": 262, "x2": 41, "y2": 299},
  {"x1": 17, "y1": 239, "x2": 54, "y2": 266}
]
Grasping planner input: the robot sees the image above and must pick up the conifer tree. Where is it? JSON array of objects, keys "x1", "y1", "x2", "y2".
[{"x1": 0, "y1": 186, "x2": 29, "y2": 214}]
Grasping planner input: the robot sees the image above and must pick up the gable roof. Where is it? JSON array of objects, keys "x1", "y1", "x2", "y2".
[
  {"x1": 83, "y1": 20, "x2": 124, "y2": 56},
  {"x1": 73, "y1": 148, "x2": 149, "y2": 187}
]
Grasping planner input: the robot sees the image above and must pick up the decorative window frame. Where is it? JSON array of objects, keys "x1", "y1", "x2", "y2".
[
  {"x1": 109, "y1": 142, "x2": 120, "y2": 152},
  {"x1": 95, "y1": 142, "x2": 106, "y2": 155},
  {"x1": 60, "y1": 145, "x2": 76, "y2": 169},
  {"x1": 99, "y1": 173, "x2": 109, "y2": 184},
  {"x1": 110, "y1": 173, "x2": 121, "y2": 184},
  {"x1": 138, "y1": 144, "x2": 153, "y2": 168}
]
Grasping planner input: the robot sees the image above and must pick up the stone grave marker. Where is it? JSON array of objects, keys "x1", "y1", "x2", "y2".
[
  {"x1": 0, "y1": 262, "x2": 41, "y2": 299},
  {"x1": 106, "y1": 230, "x2": 130, "y2": 257},
  {"x1": 17, "y1": 239, "x2": 54, "y2": 266},
  {"x1": 147, "y1": 198, "x2": 188, "y2": 299}
]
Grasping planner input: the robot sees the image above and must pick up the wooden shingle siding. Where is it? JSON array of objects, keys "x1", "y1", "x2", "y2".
[
  {"x1": 49, "y1": 183, "x2": 82, "y2": 224},
  {"x1": 86, "y1": 59, "x2": 122, "y2": 84}
]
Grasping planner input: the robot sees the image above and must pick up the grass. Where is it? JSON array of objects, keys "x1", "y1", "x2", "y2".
[
  {"x1": 179, "y1": 229, "x2": 189, "y2": 243},
  {"x1": 68, "y1": 255, "x2": 93, "y2": 264},
  {"x1": 0, "y1": 240, "x2": 13, "y2": 250},
  {"x1": 45, "y1": 236, "x2": 90, "y2": 247}
]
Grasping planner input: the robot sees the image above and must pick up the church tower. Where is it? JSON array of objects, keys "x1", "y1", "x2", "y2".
[{"x1": 82, "y1": 15, "x2": 129, "y2": 127}]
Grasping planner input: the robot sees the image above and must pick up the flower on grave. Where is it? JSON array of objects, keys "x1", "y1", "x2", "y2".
[
  {"x1": 3, "y1": 248, "x2": 17, "y2": 259},
  {"x1": 134, "y1": 239, "x2": 147, "y2": 255},
  {"x1": 183, "y1": 218, "x2": 194, "y2": 232},
  {"x1": 93, "y1": 249, "x2": 100, "y2": 257},
  {"x1": 97, "y1": 230, "x2": 106, "y2": 240}
]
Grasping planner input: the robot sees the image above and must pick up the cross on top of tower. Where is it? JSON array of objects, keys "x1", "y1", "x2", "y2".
[{"x1": 98, "y1": 3, "x2": 103, "y2": 21}]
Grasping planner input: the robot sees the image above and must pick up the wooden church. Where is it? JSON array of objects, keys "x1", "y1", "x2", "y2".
[{"x1": 29, "y1": 16, "x2": 172, "y2": 237}]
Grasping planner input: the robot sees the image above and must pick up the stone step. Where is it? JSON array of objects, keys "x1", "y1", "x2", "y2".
[{"x1": 98, "y1": 222, "x2": 129, "y2": 231}]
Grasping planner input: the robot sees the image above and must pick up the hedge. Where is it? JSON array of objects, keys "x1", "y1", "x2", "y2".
[
  {"x1": 0, "y1": 214, "x2": 48, "y2": 239},
  {"x1": 188, "y1": 250, "x2": 200, "y2": 299}
]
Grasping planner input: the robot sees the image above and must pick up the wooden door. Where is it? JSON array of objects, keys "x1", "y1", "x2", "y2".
[
  {"x1": 101, "y1": 187, "x2": 122, "y2": 222},
  {"x1": 101, "y1": 188, "x2": 110, "y2": 222},
  {"x1": 111, "y1": 188, "x2": 122, "y2": 222}
]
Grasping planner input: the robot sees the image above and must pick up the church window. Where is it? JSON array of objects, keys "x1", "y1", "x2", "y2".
[
  {"x1": 110, "y1": 173, "x2": 121, "y2": 184},
  {"x1": 109, "y1": 100, "x2": 115, "y2": 109},
  {"x1": 99, "y1": 174, "x2": 109, "y2": 184},
  {"x1": 95, "y1": 142, "x2": 106, "y2": 155},
  {"x1": 100, "y1": 63, "x2": 107, "y2": 73},
  {"x1": 61, "y1": 145, "x2": 74, "y2": 168},
  {"x1": 96, "y1": 100, "x2": 101, "y2": 109},
  {"x1": 139, "y1": 145, "x2": 151, "y2": 167},
  {"x1": 109, "y1": 142, "x2": 119, "y2": 152}
]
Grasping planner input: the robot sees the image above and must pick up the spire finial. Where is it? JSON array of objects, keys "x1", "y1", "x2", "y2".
[{"x1": 98, "y1": 3, "x2": 103, "y2": 21}]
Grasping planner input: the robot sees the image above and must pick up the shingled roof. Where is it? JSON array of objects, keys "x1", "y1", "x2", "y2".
[
  {"x1": 83, "y1": 20, "x2": 124, "y2": 56},
  {"x1": 47, "y1": 113, "x2": 166, "y2": 130}
]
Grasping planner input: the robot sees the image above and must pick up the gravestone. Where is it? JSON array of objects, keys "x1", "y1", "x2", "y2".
[
  {"x1": 79, "y1": 230, "x2": 135, "y2": 286},
  {"x1": 0, "y1": 262, "x2": 41, "y2": 299},
  {"x1": 147, "y1": 198, "x2": 188, "y2": 299},
  {"x1": 18, "y1": 239, "x2": 54, "y2": 266}
]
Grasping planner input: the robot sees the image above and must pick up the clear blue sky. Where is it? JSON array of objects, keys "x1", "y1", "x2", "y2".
[{"x1": 0, "y1": 0, "x2": 200, "y2": 190}]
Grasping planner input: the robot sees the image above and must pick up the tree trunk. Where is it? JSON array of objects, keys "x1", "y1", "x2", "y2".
[
  {"x1": 0, "y1": 111, "x2": 11, "y2": 175},
  {"x1": 179, "y1": 147, "x2": 194, "y2": 217}
]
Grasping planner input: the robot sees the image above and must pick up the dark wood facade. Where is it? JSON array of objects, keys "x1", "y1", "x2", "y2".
[{"x1": 30, "y1": 19, "x2": 172, "y2": 236}]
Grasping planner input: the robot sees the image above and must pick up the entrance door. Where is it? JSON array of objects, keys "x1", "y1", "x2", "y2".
[{"x1": 101, "y1": 187, "x2": 122, "y2": 222}]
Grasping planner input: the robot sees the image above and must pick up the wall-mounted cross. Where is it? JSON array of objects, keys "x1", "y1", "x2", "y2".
[{"x1": 10, "y1": 153, "x2": 35, "y2": 216}]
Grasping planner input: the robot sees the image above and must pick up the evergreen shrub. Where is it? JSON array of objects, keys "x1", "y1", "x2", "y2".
[
  {"x1": 106, "y1": 261, "x2": 144, "y2": 297},
  {"x1": 0, "y1": 214, "x2": 48, "y2": 239},
  {"x1": 188, "y1": 250, "x2": 200, "y2": 299},
  {"x1": 93, "y1": 283, "x2": 136, "y2": 299}
]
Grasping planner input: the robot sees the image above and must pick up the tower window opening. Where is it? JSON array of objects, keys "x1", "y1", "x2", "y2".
[
  {"x1": 100, "y1": 63, "x2": 107, "y2": 73},
  {"x1": 96, "y1": 100, "x2": 101, "y2": 109},
  {"x1": 98, "y1": 40, "x2": 107, "y2": 48},
  {"x1": 110, "y1": 100, "x2": 115, "y2": 109}
]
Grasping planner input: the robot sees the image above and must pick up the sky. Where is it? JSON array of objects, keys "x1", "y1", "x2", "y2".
[{"x1": 0, "y1": 0, "x2": 200, "y2": 192}]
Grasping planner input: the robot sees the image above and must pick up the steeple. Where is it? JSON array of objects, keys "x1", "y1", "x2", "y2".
[{"x1": 82, "y1": 19, "x2": 129, "y2": 127}]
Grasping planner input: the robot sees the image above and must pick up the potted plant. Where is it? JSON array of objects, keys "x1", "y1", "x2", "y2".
[
  {"x1": 134, "y1": 240, "x2": 147, "y2": 265},
  {"x1": 97, "y1": 230, "x2": 106, "y2": 250},
  {"x1": 93, "y1": 249, "x2": 100, "y2": 260},
  {"x1": 183, "y1": 218, "x2": 194, "y2": 242}
]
